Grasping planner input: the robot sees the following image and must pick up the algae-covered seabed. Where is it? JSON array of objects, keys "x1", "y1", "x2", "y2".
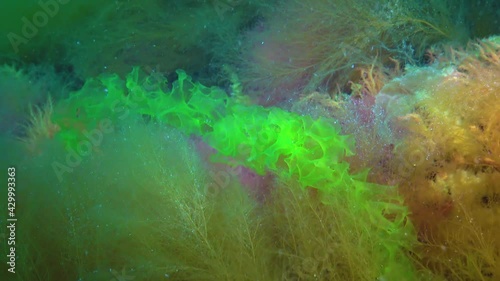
[{"x1": 0, "y1": 1, "x2": 499, "y2": 280}]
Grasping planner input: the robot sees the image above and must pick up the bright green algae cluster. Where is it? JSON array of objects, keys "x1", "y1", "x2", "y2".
[{"x1": 53, "y1": 68, "x2": 418, "y2": 279}]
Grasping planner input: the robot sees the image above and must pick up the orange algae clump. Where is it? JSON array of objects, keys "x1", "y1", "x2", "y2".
[{"x1": 376, "y1": 37, "x2": 500, "y2": 280}]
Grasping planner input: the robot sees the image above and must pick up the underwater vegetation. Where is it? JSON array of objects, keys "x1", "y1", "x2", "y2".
[
  {"x1": 292, "y1": 36, "x2": 500, "y2": 280},
  {"x1": 385, "y1": 38, "x2": 500, "y2": 280},
  {"x1": 0, "y1": 69, "x2": 417, "y2": 280},
  {"x1": 0, "y1": 0, "x2": 272, "y2": 83},
  {"x1": 0, "y1": 64, "x2": 70, "y2": 137},
  {"x1": 1, "y1": 1, "x2": 500, "y2": 281},
  {"x1": 239, "y1": 0, "x2": 500, "y2": 105}
]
